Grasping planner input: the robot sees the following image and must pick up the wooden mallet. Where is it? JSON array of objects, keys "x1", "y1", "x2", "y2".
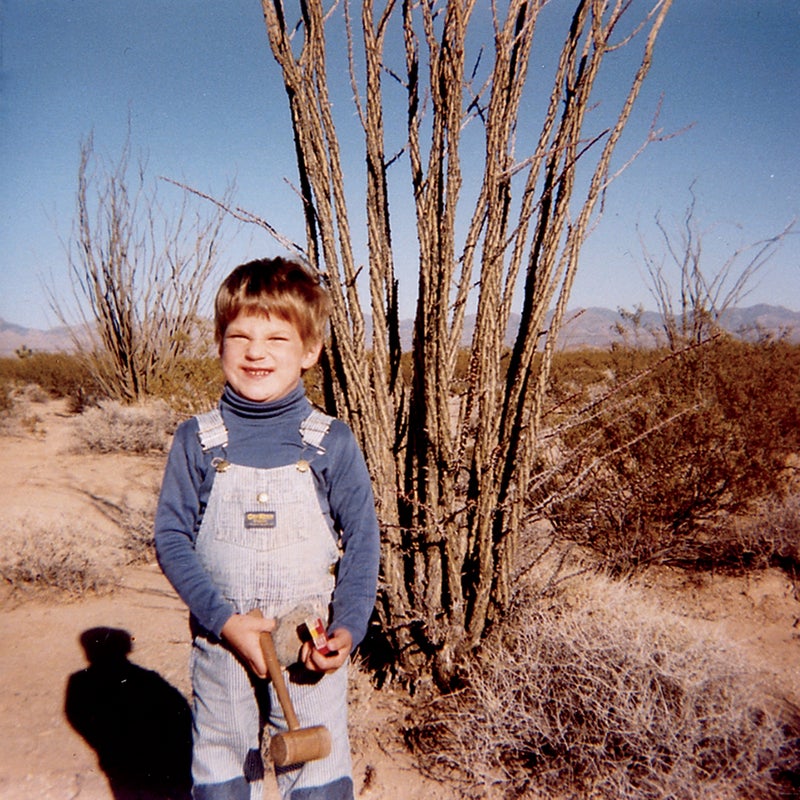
[{"x1": 250, "y1": 609, "x2": 332, "y2": 766}]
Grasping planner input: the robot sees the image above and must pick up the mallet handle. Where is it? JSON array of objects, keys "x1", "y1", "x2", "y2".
[
  {"x1": 247, "y1": 609, "x2": 301, "y2": 732},
  {"x1": 260, "y1": 630, "x2": 300, "y2": 731}
]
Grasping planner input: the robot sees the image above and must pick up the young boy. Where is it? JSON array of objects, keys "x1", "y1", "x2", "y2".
[{"x1": 155, "y1": 258, "x2": 380, "y2": 800}]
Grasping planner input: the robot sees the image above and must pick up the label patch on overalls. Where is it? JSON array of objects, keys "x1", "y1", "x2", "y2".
[{"x1": 244, "y1": 511, "x2": 277, "y2": 529}]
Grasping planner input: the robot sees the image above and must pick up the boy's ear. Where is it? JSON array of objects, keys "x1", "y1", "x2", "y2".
[{"x1": 301, "y1": 339, "x2": 324, "y2": 370}]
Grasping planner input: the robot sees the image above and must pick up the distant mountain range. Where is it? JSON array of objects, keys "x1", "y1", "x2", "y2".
[
  {"x1": 538, "y1": 304, "x2": 800, "y2": 350},
  {"x1": 0, "y1": 320, "x2": 77, "y2": 357},
  {"x1": 1, "y1": 304, "x2": 798, "y2": 357}
]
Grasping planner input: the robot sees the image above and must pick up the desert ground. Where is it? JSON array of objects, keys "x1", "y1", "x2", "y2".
[{"x1": 1, "y1": 397, "x2": 798, "y2": 799}]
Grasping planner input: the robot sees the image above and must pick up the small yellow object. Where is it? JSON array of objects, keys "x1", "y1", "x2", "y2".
[
  {"x1": 296, "y1": 459, "x2": 310, "y2": 472},
  {"x1": 257, "y1": 492, "x2": 269, "y2": 503},
  {"x1": 212, "y1": 458, "x2": 231, "y2": 473}
]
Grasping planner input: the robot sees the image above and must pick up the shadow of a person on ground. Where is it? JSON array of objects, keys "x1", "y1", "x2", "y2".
[{"x1": 65, "y1": 627, "x2": 192, "y2": 800}]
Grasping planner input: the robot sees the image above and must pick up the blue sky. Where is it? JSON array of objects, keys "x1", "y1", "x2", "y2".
[{"x1": 1, "y1": 0, "x2": 798, "y2": 331}]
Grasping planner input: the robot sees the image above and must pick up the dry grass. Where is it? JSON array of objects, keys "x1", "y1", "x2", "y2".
[
  {"x1": 406, "y1": 574, "x2": 799, "y2": 799},
  {"x1": 725, "y1": 493, "x2": 800, "y2": 573},
  {"x1": 0, "y1": 382, "x2": 50, "y2": 436},
  {"x1": 71, "y1": 399, "x2": 176, "y2": 454},
  {"x1": 119, "y1": 504, "x2": 159, "y2": 564},
  {"x1": 0, "y1": 519, "x2": 118, "y2": 599},
  {"x1": 0, "y1": 352, "x2": 97, "y2": 410}
]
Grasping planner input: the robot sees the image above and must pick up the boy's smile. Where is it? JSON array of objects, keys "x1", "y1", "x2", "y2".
[{"x1": 221, "y1": 311, "x2": 321, "y2": 403}]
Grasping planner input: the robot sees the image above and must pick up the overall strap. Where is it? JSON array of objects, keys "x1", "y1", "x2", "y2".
[
  {"x1": 300, "y1": 408, "x2": 334, "y2": 453},
  {"x1": 196, "y1": 406, "x2": 332, "y2": 452},
  {"x1": 195, "y1": 409, "x2": 228, "y2": 451}
]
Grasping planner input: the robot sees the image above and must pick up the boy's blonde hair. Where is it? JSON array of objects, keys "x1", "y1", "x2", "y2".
[{"x1": 214, "y1": 258, "x2": 331, "y2": 348}]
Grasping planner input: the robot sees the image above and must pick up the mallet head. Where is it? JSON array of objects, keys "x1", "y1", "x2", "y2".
[{"x1": 269, "y1": 724, "x2": 332, "y2": 766}]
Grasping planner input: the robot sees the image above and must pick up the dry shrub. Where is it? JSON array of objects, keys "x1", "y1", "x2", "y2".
[
  {"x1": 0, "y1": 352, "x2": 99, "y2": 408},
  {"x1": 148, "y1": 355, "x2": 224, "y2": 415},
  {"x1": 406, "y1": 575, "x2": 799, "y2": 799},
  {"x1": 0, "y1": 521, "x2": 117, "y2": 598},
  {"x1": 716, "y1": 493, "x2": 800, "y2": 573},
  {"x1": 94, "y1": 497, "x2": 159, "y2": 565},
  {"x1": 0, "y1": 383, "x2": 50, "y2": 436},
  {"x1": 0, "y1": 379, "x2": 13, "y2": 413},
  {"x1": 119, "y1": 505, "x2": 158, "y2": 564},
  {"x1": 72, "y1": 399, "x2": 177, "y2": 454},
  {"x1": 545, "y1": 339, "x2": 800, "y2": 572}
]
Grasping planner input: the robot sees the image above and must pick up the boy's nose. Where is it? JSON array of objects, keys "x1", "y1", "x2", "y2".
[{"x1": 245, "y1": 340, "x2": 269, "y2": 359}]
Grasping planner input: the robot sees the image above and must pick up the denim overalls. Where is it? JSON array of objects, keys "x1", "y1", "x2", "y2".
[{"x1": 190, "y1": 408, "x2": 353, "y2": 800}]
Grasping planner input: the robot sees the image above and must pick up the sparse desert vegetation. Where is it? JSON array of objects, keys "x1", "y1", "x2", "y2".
[
  {"x1": 408, "y1": 574, "x2": 799, "y2": 799},
  {"x1": 539, "y1": 336, "x2": 800, "y2": 575},
  {"x1": 1, "y1": 338, "x2": 798, "y2": 799},
  {"x1": 70, "y1": 400, "x2": 177, "y2": 455},
  {"x1": 0, "y1": 519, "x2": 117, "y2": 599}
]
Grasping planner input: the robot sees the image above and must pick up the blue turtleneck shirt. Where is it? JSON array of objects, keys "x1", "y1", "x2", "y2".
[{"x1": 154, "y1": 382, "x2": 380, "y2": 647}]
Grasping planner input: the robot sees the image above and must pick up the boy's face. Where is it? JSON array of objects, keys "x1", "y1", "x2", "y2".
[{"x1": 220, "y1": 311, "x2": 321, "y2": 403}]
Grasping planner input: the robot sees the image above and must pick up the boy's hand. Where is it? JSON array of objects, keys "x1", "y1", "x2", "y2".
[
  {"x1": 220, "y1": 612, "x2": 276, "y2": 679},
  {"x1": 301, "y1": 627, "x2": 352, "y2": 673}
]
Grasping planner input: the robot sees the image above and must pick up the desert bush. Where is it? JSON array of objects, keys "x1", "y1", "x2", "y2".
[
  {"x1": 54, "y1": 133, "x2": 230, "y2": 404},
  {"x1": 713, "y1": 494, "x2": 800, "y2": 574},
  {"x1": 0, "y1": 522, "x2": 117, "y2": 598},
  {"x1": 0, "y1": 383, "x2": 50, "y2": 436},
  {"x1": 545, "y1": 349, "x2": 618, "y2": 412},
  {"x1": 0, "y1": 352, "x2": 100, "y2": 409},
  {"x1": 0, "y1": 380, "x2": 12, "y2": 413},
  {"x1": 543, "y1": 338, "x2": 800, "y2": 572},
  {"x1": 147, "y1": 356, "x2": 224, "y2": 415},
  {"x1": 405, "y1": 575, "x2": 799, "y2": 799},
  {"x1": 119, "y1": 505, "x2": 158, "y2": 565},
  {"x1": 72, "y1": 399, "x2": 177, "y2": 454}
]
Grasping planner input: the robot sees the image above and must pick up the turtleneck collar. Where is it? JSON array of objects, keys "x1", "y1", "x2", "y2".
[{"x1": 221, "y1": 381, "x2": 308, "y2": 419}]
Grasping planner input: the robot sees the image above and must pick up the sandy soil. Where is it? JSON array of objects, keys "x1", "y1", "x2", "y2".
[{"x1": 0, "y1": 398, "x2": 798, "y2": 799}]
